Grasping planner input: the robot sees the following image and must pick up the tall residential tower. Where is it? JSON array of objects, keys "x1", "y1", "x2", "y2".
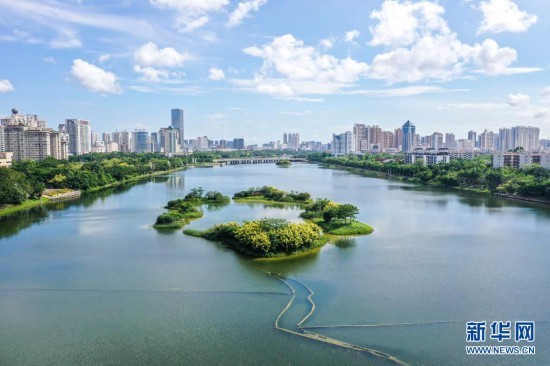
[{"x1": 171, "y1": 109, "x2": 184, "y2": 151}]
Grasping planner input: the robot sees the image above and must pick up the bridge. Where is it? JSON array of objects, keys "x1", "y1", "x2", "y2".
[{"x1": 214, "y1": 156, "x2": 308, "y2": 165}]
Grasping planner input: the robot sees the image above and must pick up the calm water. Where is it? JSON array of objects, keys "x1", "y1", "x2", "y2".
[{"x1": 1, "y1": 163, "x2": 549, "y2": 365}]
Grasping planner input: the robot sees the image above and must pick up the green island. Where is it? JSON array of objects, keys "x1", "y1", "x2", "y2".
[
  {"x1": 153, "y1": 187, "x2": 230, "y2": 229},
  {"x1": 184, "y1": 187, "x2": 372, "y2": 257},
  {"x1": 232, "y1": 186, "x2": 312, "y2": 205},
  {"x1": 275, "y1": 159, "x2": 292, "y2": 166}
]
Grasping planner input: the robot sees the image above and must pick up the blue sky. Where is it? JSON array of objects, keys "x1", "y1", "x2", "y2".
[{"x1": 0, "y1": 0, "x2": 549, "y2": 143}]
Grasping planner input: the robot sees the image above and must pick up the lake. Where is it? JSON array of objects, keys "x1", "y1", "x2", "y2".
[{"x1": 1, "y1": 163, "x2": 549, "y2": 365}]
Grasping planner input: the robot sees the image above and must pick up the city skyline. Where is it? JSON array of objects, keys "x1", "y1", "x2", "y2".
[{"x1": 0, "y1": 1, "x2": 549, "y2": 141}]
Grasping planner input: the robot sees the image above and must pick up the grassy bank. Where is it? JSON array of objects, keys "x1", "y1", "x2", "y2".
[
  {"x1": 153, "y1": 211, "x2": 203, "y2": 229},
  {"x1": 0, "y1": 197, "x2": 50, "y2": 217},
  {"x1": 0, "y1": 166, "x2": 186, "y2": 217},
  {"x1": 312, "y1": 219, "x2": 374, "y2": 235}
]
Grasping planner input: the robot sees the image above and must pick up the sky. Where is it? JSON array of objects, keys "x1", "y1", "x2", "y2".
[{"x1": 0, "y1": 0, "x2": 549, "y2": 143}]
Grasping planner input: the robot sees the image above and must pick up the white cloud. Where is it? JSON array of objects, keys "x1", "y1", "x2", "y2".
[
  {"x1": 227, "y1": 0, "x2": 267, "y2": 28},
  {"x1": 49, "y1": 28, "x2": 81, "y2": 48},
  {"x1": 319, "y1": 38, "x2": 333, "y2": 49},
  {"x1": 98, "y1": 54, "x2": 111, "y2": 63},
  {"x1": 133, "y1": 65, "x2": 170, "y2": 83},
  {"x1": 206, "y1": 113, "x2": 227, "y2": 120},
  {"x1": 369, "y1": 0, "x2": 449, "y2": 47},
  {"x1": 134, "y1": 42, "x2": 190, "y2": 68},
  {"x1": 244, "y1": 34, "x2": 368, "y2": 83},
  {"x1": 478, "y1": 0, "x2": 537, "y2": 34},
  {"x1": 149, "y1": 0, "x2": 229, "y2": 32},
  {"x1": 0, "y1": 0, "x2": 158, "y2": 40},
  {"x1": 540, "y1": 87, "x2": 550, "y2": 97},
  {"x1": 366, "y1": 1, "x2": 540, "y2": 83},
  {"x1": 43, "y1": 57, "x2": 56, "y2": 64},
  {"x1": 344, "y1": 30, "x2": 360, "y2": 43},
  {"x1": 0, "y1": 79, "x2": 15, "y2": 93},
  {"x1": 71, "y1": 59, "x2": 121, "y2": 94},
  {"x1": 507, "y1": 93, "x2": 530, "y2": 106},
  {"x1": 346, "y1": 85, "x2": 469, "y2": 97},
  {"x1": 208, "y1": 68, "x2": 225, "y2": 80}
]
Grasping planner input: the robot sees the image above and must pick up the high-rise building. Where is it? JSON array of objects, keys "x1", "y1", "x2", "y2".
[
  {"x1": 457, "y1": 139, "x2": 474, "y2": 151},
  {"x1": 332, "y1": 132, "x2": 353, "y2": 156},
  {"x1": 113, "y1": 130, "x2": 132, "y2": 152},
  {"x1": 511, "y1": 126, "x2": 540, "y2": 151},
  {"x1": 445, "y1": 133, "x2": 457, "y2": 150},
  {"x1": 150, "y1": 132, "x2": 160, "y2": 152},
  {"x1": 353, "y1": 124, "x2": 366, "y2": 152},
  {"x1": 402, "y1": 120, "x2": 415, "y2": 152},
  {"x1": 283, "y1": 133, "x2": 288, "y2": 145},
  {"x1": 65, "y1": 119, "x2": 92, "y2": 155},
  {"x1": 233, "y1": 138, "x2": 245, "y2": 150},
  {"x1": 431, "y1": 132, "x2": 444, "y2": 149},
  {"x1": 171, "y1": 109, "x2": 184, "y2": 150},
  {"x1": 479, "y1": 129, "x2": 496, "y2": 151},
  {"x1": 159, "y1": 126, "x2": 180, "y2": 154},
  {"x1": 0, "y1": 125, "x2": 5, "y2": 152},
  {"x1": 498, "y1": 128, "x2": 512, "y2": 152},
  {"x1": 468, "y1": 130, "x2": 477, "y2": 148},
  {"x1": 4, "y1": 125, "x2": 28, "y2": 161},
  {"x1": 102, "y1": 132, "x2": 112, "y2": 145},
  {"x1": 394, "y1": 128, "x2": 403, "y2": 151},
  {"x1": 133, "y1": 130, "x2": 150, "y2": 152}
]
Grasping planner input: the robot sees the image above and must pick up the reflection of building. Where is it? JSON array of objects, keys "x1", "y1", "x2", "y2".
[{"x1": 166, "y1": 176, "x2": 185, "y2": 189}]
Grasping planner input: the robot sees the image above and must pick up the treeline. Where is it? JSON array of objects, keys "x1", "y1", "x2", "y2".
[
  {"x1": 309, "y1": 153, "x2": 550, "y2": 199},
  {"x1": 1, "y1": 153, "x2": 186, "y2": 205}
]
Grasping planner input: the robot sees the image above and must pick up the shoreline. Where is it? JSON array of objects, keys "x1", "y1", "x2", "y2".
[
  {"x1": 0, "y1": 166, "x2": 186, "y2": 217},
  {"x1": 313, "y1": 161, "x2": 550, "y2": 206}
]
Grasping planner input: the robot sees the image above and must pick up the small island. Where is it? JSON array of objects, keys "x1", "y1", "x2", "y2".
[
  {"x1": 153, "y1": 187, "x2": 230, "y2": 229},
  {"x1": 300, "y1": 198, "x2": 373, "y2": 235},
  {"x1": 184, "y1": 188, "x2": 373, "y2": 258},
  {"x1": 185, "y1": 218, "x2": 328, "y2": 257},
  {"x1": 233, "y1": 186, "x2": 312, "y2": 204},
  {"x1": 275, "y1": 159, "x2": 292, "y2": 167}
]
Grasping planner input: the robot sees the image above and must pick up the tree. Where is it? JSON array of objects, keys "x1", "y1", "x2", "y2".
[{"x1": 337, "y1": 204, "x2": 359, "y2": 223}]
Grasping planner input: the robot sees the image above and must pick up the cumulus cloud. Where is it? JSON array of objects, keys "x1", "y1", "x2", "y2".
[
  {"x1": 227, "y1": 0, "x2": 267, "y2": 27},
  {"x1": 134, "y1": 42, "x2": 189, "y2": 68},
  {"x1": 540, "y1": 87, "x2": 550, "y2": 97},
  {"x1": 369, "y1": 0, "x2": 449, "y2": 47},
  {"x1": 208, "y1": 68, "x2": 225, "y2": 80},
  {"x1": 478, "y1": 0, "x2": 537, "y2": 34},
  {"x1": 150, "y1": 0, "x2": 229, "y2": 32},
  {"x1": 70, "y1": 59, "x2": 121, "y2": 94},
  {"x1": 133, "y1": 43, "x2": 189, "y2": 84},
  {"x1": 0, "y1": 79, "x2": 15, "y2": 93},
  {"x1": 244, "y1": 34, "x2": 368, "y2": 83},
  {"x1": 507, "y1": 93, "x2": 530, "y2": 106},
  {"x1": 344, "y1": 30, "x2": 360, "y2": 43},
  {"x1": 366, "y1": 0, "x2": 540, "y2": 83}
]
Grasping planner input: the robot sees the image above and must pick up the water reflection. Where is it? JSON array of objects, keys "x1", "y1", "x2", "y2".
[
  {"x1": 0, "y1": 180, "x2": 147, "y2": 239},
  {"x1": 333, "y1": 237, "x2": 357, "y2": 249}
]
